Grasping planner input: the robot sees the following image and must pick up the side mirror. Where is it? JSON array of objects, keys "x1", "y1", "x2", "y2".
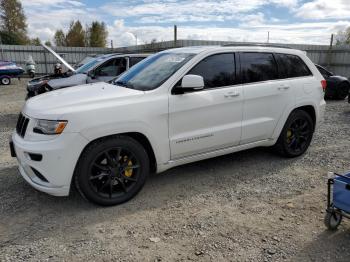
[
  {"x1": 87, "y1": 70, "x2": 96, "y2": 79},
  {"x1": 172, "y1": 74, "x2": 205, "y2": 95},
  {"x1": 181, "y1": 74, "x2": 204, "y2": 90}
]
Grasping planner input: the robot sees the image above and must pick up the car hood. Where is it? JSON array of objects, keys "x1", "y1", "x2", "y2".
[
  {"x1": 41, "y1": 43, "x2": 75, "y2": 72},
  {"x1": 23, "y1": 82, "x2": 145, "y2": 119},
  {"x1": 28, "y1": 72, "x2": 75, "y2": 86}
]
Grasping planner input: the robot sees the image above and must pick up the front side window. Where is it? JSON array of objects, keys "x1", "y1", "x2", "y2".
[
  {"x1": 275, "y1": 54, "x2": 312, "y2": 78},
  {"x1": 96, "y1": 58, "x2": 127, "y2": 77},
  {"x1": 188, "y1": 53, "x2": 236, "y2": 88},
  {"x1": 240, "y1": 52, "x2": 278, "y2": 84},
  {"x1": 114, "y1": 52, "x2": 195, "y2": 91}
]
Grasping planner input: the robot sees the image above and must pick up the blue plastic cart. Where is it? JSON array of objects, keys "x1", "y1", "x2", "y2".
[{"x1": 325, "y1": 172, "x2": 350, "y2": 230}]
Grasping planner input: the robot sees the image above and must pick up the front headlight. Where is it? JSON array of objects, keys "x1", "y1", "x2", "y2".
[{"x1": 33, "y1": 119, "x2": 68, "y2": 135}]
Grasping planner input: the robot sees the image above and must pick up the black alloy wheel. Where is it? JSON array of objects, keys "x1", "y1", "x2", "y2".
[
  {"x1": 89, "y1": 148, "x2": 140, "y2": 199},
  {"x1": 285, "y1": 118, "x2": 312, "y2": 154},
  {"x1": 75, "y1": 136, "x2": 149, "y2": 206},
  {"x1": 274, "y1": 110, "x2": 314, "y2": 157}
]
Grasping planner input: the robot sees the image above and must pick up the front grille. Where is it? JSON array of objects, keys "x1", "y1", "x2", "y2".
[{"x1": 16, "y1": 113, "x2": 29, "y2": 138}]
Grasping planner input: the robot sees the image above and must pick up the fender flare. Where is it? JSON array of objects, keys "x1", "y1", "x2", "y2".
[{"x1": 271, "y1": 102, "x2": 317, "y2": 143}]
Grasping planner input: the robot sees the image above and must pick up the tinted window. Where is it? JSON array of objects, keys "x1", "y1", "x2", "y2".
[
  {"x1": 275, "y1": 54, "x2": 312, "y2": 78},
  {"x1": 188, "y1": 53, "x2": 236, "y2": 88},
  {"x1": 130, "y1": 57, "x2": 145, "y2": 67},
  {"x1": 240, "y1": 52, "x2": 278, "y2": 83}
]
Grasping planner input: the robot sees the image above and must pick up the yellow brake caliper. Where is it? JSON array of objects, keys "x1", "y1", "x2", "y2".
[
  {"x1": 124, "y1": 159, "x2": 133, "y2": 177},
  {"x1": 287, "y1": 129, "x2": 292, "y2": 143}
]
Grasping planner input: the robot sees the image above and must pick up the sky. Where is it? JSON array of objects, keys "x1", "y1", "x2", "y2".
[{"x1": 21, "y1": 0, "x2": 350, "y2": 47}]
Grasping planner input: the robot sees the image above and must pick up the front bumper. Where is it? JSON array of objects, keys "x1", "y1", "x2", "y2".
[
  {"x1": 27, "y1": 83, "x2": 43, "y2": 92},
  {"x1": 12, "y1": 132, "x2": 88, "y2": 196}
]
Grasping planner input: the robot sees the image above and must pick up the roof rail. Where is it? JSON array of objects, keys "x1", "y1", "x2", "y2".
[
  {"x1": 222, "y1": 43, "x2": 293, "y2": 49},
  {"x1": 104, "y1": 52, "x2": 123, "y2": 56}
]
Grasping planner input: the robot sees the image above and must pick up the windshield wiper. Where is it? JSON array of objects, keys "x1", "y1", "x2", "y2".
[
  {"x1": 115, "y1": 80, "x2": 127, "y2": 87},
  {"x1": 115, "y1": 80, "x2": 136, "y2": 90}
]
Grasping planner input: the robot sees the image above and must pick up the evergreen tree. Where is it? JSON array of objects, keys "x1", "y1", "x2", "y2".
[
  {"x1": 66, "y1": 20, "x2": 85, "y2": 47},
  {"x1": 54, "y1": 29, "x2": 66, "y2": 46},
  {"x1": 30, "y1": 37, "x2": 41, "y2": 46},
  {"x1": 88, "y1": 21, "x2": 108, "y2": 47}
]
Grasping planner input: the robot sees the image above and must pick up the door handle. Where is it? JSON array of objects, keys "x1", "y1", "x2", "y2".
[{"x1": 224, "y1": 92, "x2": 240, "y2": 98}]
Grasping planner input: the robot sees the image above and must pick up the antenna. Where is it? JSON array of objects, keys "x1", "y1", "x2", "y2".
[{"x1": 174, "y1": 25, "x2": 177, "y2": 47}]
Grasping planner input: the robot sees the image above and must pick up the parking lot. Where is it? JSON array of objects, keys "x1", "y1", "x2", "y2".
[{"x1": 0, "y1": 79, "x2": 350, "y2": 261}]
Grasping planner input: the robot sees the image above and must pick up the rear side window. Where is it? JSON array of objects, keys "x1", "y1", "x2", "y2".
[
  {"x1": 275, "y1": 54, "x2": 312, "y2": 78},
  {"x1": 240, "y1": 52, "x2": 278, "y2": 84},
  {"x1": 188, "y1": 53, "x2": 236, "y2": 88}
]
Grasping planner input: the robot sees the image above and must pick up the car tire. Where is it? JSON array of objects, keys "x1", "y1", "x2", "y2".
[
  {"x1": 273, "y1": 110, "x2": 314, "y2": 157},
  {"x1": 335, "y1": 82, "x2": 349, "y2": 100},
  {"x1": 75, "y1": 136, "x2": 149, "y2": 206},
  {"x1": 1, "y1": 77, "x2": 11, "y2": 85}
]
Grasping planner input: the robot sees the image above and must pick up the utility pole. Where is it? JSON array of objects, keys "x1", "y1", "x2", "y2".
[
  {"x1": 329, "y1": 33, "x2": 334, "y2": 48},
  {"x1": 135, "y1": 34, "x2": 138, "y2": 46},
  {"x1": 111, "y1": 40, "x2": 114, "y2": 49},
  {"x1": 327, "y1": 34, "x2": 334, "y2": 68},
  {"x1": 174, "y1": 25, "x2": 177, "y2": 47},
  {"x1": 267, "y1": 31, "x2": 270, "y2": 43}
]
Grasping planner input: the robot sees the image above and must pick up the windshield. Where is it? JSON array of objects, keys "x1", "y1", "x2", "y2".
[
  {"x1": 113, "y1": 52, "x2": 195, "y2": 91},
  {"x1": 75, "y1": 57, "x2": 103, "y2": 74}
]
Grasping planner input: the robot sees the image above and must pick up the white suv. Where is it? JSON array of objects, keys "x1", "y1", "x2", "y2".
[{"x1": 10, "y1": 45, "x2": 326, "y2": 206}]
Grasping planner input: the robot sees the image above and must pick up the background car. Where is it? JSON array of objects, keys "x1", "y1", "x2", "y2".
[
  {"x1": 315, "y1": 64, "x2": 350, "y2": 100},
  {"x1": 26, "y1": 44, "x2": 149, "y2": 98}
]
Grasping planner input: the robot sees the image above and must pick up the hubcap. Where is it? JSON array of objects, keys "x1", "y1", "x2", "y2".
[
  {"x1": 88, "y1": 148, "x2": 140, "y2": 199},
  {"x1": 2, "y1": 78, "x2": 9, "y2": 84},
  {"x1": 286, "y1": 118, "x2": 311, "y2": 153}
]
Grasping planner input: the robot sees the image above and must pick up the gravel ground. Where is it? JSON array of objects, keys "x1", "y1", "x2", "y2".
[{"x1": 0, "y1": 80, "x2": 350, "y2": 262}]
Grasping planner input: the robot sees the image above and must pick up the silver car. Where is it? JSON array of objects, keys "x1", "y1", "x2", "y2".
[{"x1": 27, "y1": 44, "x2": 149, "y2": 98}]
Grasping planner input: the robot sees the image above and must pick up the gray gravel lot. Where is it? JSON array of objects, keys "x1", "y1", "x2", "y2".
[{"x1": 0, "y1": 80, "x2": 350, "y2": 261}]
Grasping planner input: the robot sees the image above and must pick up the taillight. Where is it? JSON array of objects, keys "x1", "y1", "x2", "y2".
[{"x1": 321, "y1": 80, "x2": 327, "y2": 92}]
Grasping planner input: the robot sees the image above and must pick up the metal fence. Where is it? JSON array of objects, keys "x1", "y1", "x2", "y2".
[
  {"x1": 1, "y1": 40, "x2": 350, "y2": 77},
  {"x1": 0, "y1": 45, "x2": 114, "y2": 75}
]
